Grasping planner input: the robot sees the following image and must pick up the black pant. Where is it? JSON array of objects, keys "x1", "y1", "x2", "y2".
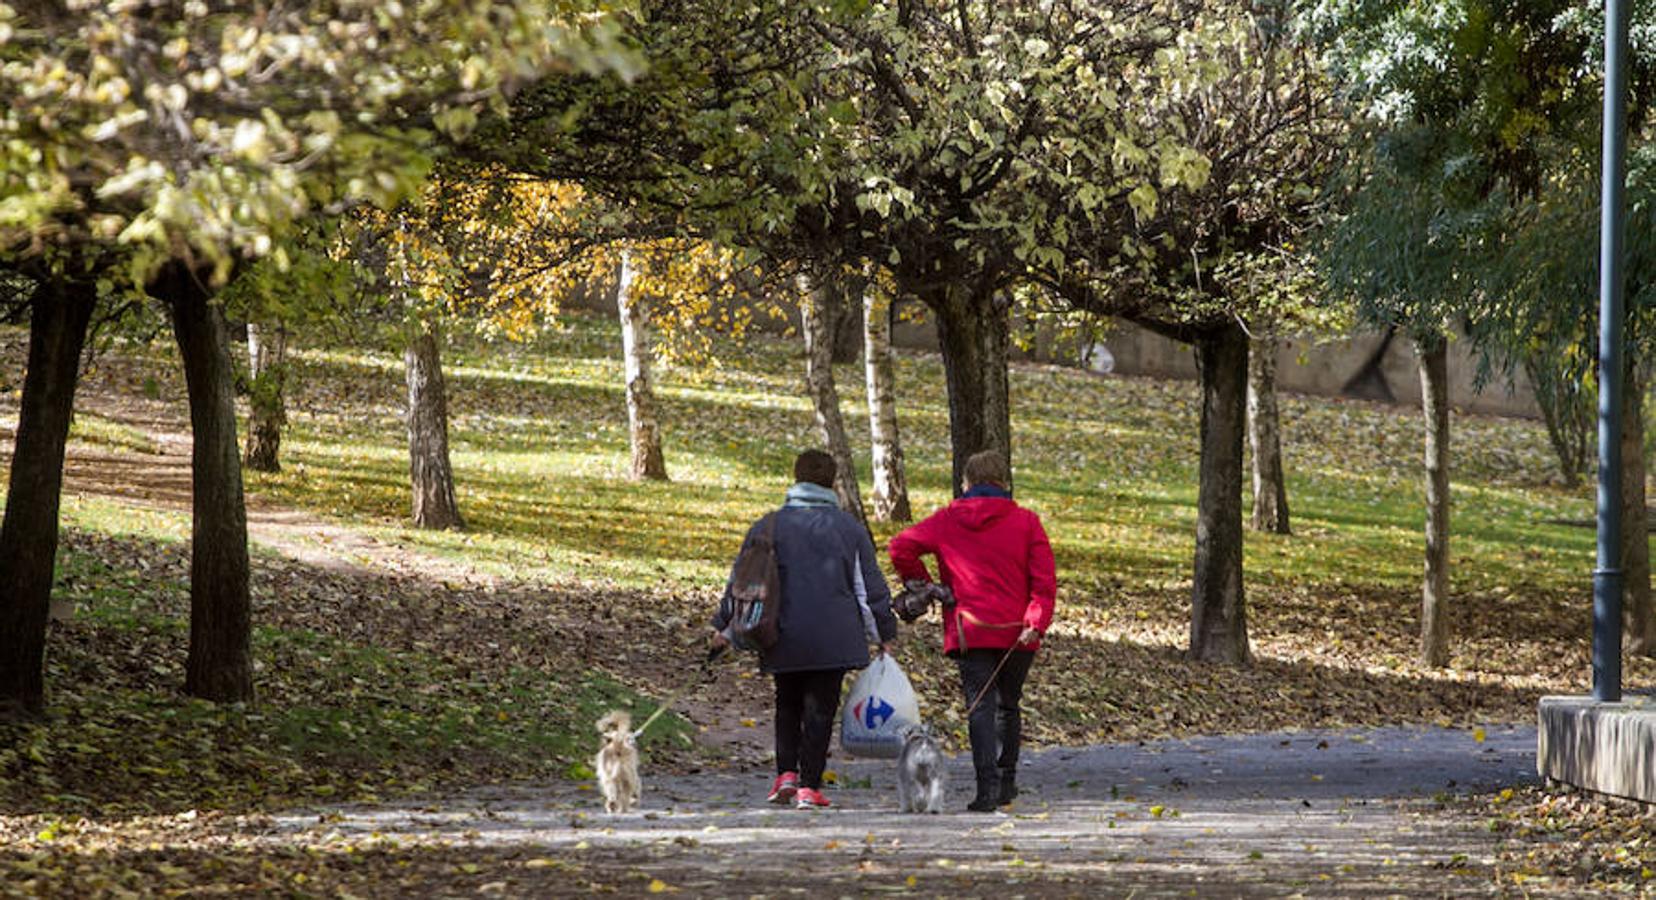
[
  {"x1": 774, "y1": 669, "x2": 845, "y2": 790},
  {"x1": 956, "y1": 649, "x2": 1036, "y2": 788}
]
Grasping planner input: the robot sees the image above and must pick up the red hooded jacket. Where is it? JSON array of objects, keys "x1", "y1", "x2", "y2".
[{"x1": 888, "y1": 495, "x2": 1056, "y2": 654}]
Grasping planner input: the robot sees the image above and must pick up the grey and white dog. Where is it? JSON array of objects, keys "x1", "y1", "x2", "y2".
[{"x1": 896, "y1": 723, "x2": 947, "y2": 813}]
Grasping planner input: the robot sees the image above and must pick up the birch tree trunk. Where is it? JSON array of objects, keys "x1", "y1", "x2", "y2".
[
  {"x1": 617, "y1": 250, "x2": 668, "y2": 481},
  {"x1": 800, "y1": 275, "x2": 868, "y2": 525},
  {"x1": 243, "y1": 321, "x2": 288, "y2": 473},
  {"x1": 1416, "y1": 336, "x2": 1451, "y2": 668},
  {"x1": 1190, "y1": 324, "x2": 1251, "y2": 665},
  {"x1": 1247, "y1": 336, "x2": 1291, "y2": 534},
  {"x1": 157, "y1": 262, "x2": 255, "y2": 703},
  {"x1": 863, "y1": 284, "x2": 911, "y2": 522},
  {"x1": 0, "y1": 278, "x2": 95, "y2": 718},
  {"x1": 405, "y1": 326, "x2": 465, "y2": 530},
  {"x1": 1622, "y1": 364, "x2": 1655, "y2": 655}
]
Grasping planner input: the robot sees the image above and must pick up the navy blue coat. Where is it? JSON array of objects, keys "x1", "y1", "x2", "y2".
[{"x1": 713, "y1": 504, "x2": 897, "y2": 674}]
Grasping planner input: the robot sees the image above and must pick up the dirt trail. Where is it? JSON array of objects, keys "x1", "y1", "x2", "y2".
[{"x1": 36, "y1": 412, "x2": 492, "y2": 586}]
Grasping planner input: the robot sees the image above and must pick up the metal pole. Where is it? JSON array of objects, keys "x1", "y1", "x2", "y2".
[{"x1": 1595, "y1": 0, "x2": 1631, "y2": 703}]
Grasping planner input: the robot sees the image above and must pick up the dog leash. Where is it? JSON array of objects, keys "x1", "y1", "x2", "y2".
[
  {"x1": 631, "y1": 644, "x2": 726, "y2": 740},
  {"x1": 962, "y1": 643, "x2": 1023, "y2": 718}
]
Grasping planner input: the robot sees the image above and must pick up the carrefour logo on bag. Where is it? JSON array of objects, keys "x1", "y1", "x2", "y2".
[{"x1": 853, "y1": 696, "x2": 896, "y2": 730}]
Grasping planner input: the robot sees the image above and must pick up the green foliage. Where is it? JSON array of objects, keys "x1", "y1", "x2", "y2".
[
  {"x1": 1038, "y1": 4, "x2": 1346, "y2": 338},
  {"x1": 1315, "y1": 0, "x2": 1656, "y2": 485},
  {"x1": 1320, "y1": 149, "x2": 1497, "y2": 342},
  {"x1": 0, "y1": 0, "x2": 639, "y2": 286},
  {"x1": 1311, "y1": 0, "x2": 1646, "y2": 345},
  {"x1": 217, "y1": 224, "x2": 355, "y2": 332},
  {"x1": 501, "y1": 0, "x2": 1226, "y2": 309}
]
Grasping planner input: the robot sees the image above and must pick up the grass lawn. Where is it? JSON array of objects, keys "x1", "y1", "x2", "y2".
[
  {"x1": 0, "y1": 310, "x2": 1637, "y2": 822},
  {"x1": 253, "y1": 313, "x2": 1621, "y2": 732}
]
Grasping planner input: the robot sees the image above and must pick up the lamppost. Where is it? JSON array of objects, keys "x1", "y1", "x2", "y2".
[{"x1": 1595, "y1": 0, "x2": 1630, "y2": 703}]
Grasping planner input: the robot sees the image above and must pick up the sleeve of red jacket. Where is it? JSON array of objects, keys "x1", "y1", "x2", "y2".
[
  {"x1": 1024, "y1": 513, "x2": 1057, "y2": 633},
  {"x1": 888, "y1": 511, "x2": 942, "y2": 584}
]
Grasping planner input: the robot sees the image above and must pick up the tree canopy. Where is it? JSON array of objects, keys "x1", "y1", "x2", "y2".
[{"x1": 0, "y1": 0, "x2": 636, "y2": 285}]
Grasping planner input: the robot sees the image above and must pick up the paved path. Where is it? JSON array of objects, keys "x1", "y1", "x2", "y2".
[{"x1": 268, "y1": 725, "x2": 1551, "y2": 897}]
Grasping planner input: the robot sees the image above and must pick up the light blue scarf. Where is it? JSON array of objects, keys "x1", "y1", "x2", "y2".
[{"x1": 784, "y1": 481, "x2": 840, "y2": 508}]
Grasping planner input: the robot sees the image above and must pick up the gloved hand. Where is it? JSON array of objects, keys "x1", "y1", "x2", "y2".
[{"x1": 893, "y1": 580, "x2": 933, "y2": 622}]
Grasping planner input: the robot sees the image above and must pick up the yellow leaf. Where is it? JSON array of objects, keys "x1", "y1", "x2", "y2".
[
  {"x1": 906, "y1": 876, "x2": 917, "y2": 887},
  {"x1": 648, "y1": 878, "x2": 675, "y2": 893},
  {"x1": 1473, "y1": 727, "x2": 1487, "y2": 743},
  {"x1": 739, "y1": 718, "x2": 757, "y2": 727},
  {"x1": 1150, "y1": 805, "x2": 1165, "y2": 818}
]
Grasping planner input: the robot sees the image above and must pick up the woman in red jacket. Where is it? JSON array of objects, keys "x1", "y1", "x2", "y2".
[{"x1": 889, "y1": 449, "x2": 1056, "y2": 812}]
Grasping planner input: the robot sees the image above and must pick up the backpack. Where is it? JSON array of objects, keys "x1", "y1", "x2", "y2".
[{"x1": 727, "y1": 513, "x2": 782, "y2": 651}]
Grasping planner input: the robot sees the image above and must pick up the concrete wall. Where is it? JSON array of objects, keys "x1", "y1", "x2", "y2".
[
  {"x1": 1538, "y1": 695, "x2": 1656, "y2": 803},
  {"x1": 1098, "y1": 321, "x2": 1540, "y2": 419},
  {"x1": 567, "y1": 286, "x2": 1541, "y2": 419}
]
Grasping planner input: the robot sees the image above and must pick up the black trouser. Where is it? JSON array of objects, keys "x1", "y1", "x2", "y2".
[
  {"x1": 956, "y1": 648, "x2": 1036, "y2": 789},
  {"x1": 773, "y1": 669, "x2": 846, "y2": 790}
]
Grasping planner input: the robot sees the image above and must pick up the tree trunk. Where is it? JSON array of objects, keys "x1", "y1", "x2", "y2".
[
  {"x1": 1190, "y1": 324, "x2": 1251, "y2": 665},
  {"x1": 0, "y1": 279, "x2": 95, "y2": 719},
  {"x1": 930, "y1": 287, "x2": 1012, "y2": 496},
  {"x1": 1247, "y1": 337, "x2": 1291, "y2": 534},
  {"x1": 1622, "y1": 364, "x2": 1655, "y2": 655},
  {"x1": 830, "y1": 286, "x2": 864, "y2": 364},
  {"x1": 405, "y1": 326, "x2": 465, "y2": 530},
  {"x1": 616, "y1": 250, "x2": 668, "y2": 481},
  {"x1": 863, "y1": 283, "x2": 911, "y2": 522},
  {"x1": 242, "y1": 321, "x2": 287, "y2": 473},
  {"x1": 158, "y1": 262, "x2": 255, "y2": 703},
  {"x1": 1416, "y1": 335, "x2": 1451, "y2": 669},
  {"x1": 800, "y1": 275, "x2": 868, "y2": 525}
]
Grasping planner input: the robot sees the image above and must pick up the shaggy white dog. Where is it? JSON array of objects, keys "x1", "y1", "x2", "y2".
[{"x1": 594, "y1": 710, "x2": 642, "y2": 814}]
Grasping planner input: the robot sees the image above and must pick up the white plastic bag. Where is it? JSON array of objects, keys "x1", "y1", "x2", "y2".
[{"x1": 839, "y1": 653, "x2": 921, "y2": 759}]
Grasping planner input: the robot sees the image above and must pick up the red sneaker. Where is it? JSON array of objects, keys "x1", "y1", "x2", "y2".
[
  {"x1": 794, "y1": 787, "x2": 831, "y2": 809},
  {"x1": 767, "y1": 771, "x2": 799, "y2": 804}
]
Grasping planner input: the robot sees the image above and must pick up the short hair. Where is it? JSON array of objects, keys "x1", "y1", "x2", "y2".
[
  {"x1": 963, "y1": 449, "x2": 1010, "y2": 488},
  {"x1": 794, "y1": 449, "x2": 836, "y2": 488}
]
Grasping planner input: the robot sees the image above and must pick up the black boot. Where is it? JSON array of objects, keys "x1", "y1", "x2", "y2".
[
  {"x1": 996, "y1": 768, "x2": 1018, "y2": 806},
  {"x1": 967, "y1": 774, "x2": 999, "y2": 812}
]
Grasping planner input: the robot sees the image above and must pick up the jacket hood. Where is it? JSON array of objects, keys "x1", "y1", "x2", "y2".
[{"x1": 949, "y1": 496, "x2": 1016, "y2": 531}]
